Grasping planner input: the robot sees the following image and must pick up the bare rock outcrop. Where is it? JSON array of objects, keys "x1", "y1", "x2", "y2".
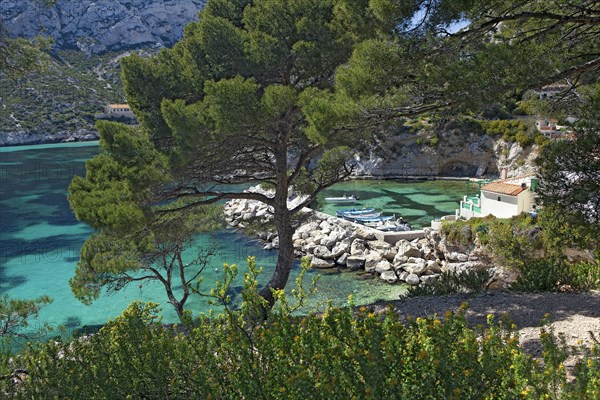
[{"x1": 1, "y1": 0, "x2": 205, "y2": 55}]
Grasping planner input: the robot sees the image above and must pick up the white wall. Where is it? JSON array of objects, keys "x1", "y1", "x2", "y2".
[
  {"x1": 480, "y1": 190, "x2": 519, "y2": 218},
  {"x1": 517, "y1": 191, "x2": 534, "y2": 214}
]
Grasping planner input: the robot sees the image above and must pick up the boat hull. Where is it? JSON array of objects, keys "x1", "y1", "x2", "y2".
[
  {"x1": 324, "y1": 195, "x2": 357, "y2": 204},
  {"x1": 336, "y1": 207, "x2": 375, "y2": 217}
]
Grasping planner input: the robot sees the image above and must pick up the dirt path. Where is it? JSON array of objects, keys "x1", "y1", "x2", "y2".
[{"x1": 372, "y1": 291, "x2": 600, "y2": 358}]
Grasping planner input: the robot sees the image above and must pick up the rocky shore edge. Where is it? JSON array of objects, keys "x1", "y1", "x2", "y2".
[
  {"x1": 0, "y1": 130, "x2": 99, "y2": 147},
  {"x1": 224, "y1": 189, "x2": 514, "y2": 290}
]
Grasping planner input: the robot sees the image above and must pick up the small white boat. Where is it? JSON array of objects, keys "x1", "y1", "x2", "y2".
[
  {"x1": 355, "y1": 215, "x2": 394, "y2": 224},
  {"x1": 342, "y1": 212, "x2": 382, "y2": 221},
  {"x1": 324, "y1": 194, "x2": 357, "y2": 204},
  {"x1": 336, "y1": 207, "x2": 375, "y2": 217},
  {"x1": 373, "y1": 217, "x2": 412, "y2": 232}
]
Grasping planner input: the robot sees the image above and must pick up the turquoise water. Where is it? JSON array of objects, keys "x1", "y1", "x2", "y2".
[
  {"x1": 1, "y1": 143, "x2": 417, "y2": 338},
  {"x1": 317, "y1": 179, "x2": 467, "y2": 228}
]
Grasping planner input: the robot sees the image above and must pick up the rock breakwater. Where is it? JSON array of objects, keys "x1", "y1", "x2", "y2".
[{"x1": 224, "y1": 192, "x2": 512, "y2": 290}]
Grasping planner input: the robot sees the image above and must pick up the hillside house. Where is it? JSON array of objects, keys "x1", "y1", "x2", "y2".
[
  {"x1": 535, "y1": 118, "x2": 558, "y2": 134},
  {"x1": 104, "y1": 104, "x2": 135, "y2": 118},
  {"x1": 458, "y1": 176, "x2": 537, "y2": 219}
]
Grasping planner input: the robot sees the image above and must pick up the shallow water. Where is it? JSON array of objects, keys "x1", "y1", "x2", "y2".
[
  {"x1": 2, "y1": 142, "x2": 453, "y2": 337},
  {"x1": 317, "y1": 179, "x2": 468, "y2": 228}
]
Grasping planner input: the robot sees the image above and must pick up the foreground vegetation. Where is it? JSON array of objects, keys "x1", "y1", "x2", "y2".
[
  {"x1": 440, "y1": 208, "x2": 600, "y2": 294},
  {"x1": 1, "y1": 260, "x2": 599, "y2": 399}
]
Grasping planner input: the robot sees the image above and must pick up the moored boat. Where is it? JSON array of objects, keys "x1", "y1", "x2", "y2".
[
  {"x1": 324, "y1": 194, "x2": 357, "y2": 204},
  {"x1": 355, "y1": 215, "x2": 394, "y2": 224},
  {"x1": 336, "y1": 207, "x2": 375, "y2": 217},
  {"x1": 341, "y1": 212, "x2": 382, "y2": 221},
  {"x1": 371, "y1": 217, "x2": 412, "y2": 231}
]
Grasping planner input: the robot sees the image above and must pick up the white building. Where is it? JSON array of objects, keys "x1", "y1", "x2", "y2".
[
  {"x1": 458, "y1": 177, "x2": 537, "y2": 219},
  {"x1": 104, "y1": 104, "x2": 135, "y2": 118}
]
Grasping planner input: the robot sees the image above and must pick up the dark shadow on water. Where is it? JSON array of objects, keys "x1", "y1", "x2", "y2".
[
  {"x1": 0, "y1": 270, "x2": 27, "y2": 294},
  {"x1": 63, "y1": 316, "x2": 82, "y2": 329},
  {"x1": 0, "y1": 234, "x2": 88, "y2": 262}
]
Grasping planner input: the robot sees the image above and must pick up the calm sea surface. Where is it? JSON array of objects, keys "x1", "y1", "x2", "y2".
[{"x1": 0, "y1": 142, "x2": 466, "y2": 336}]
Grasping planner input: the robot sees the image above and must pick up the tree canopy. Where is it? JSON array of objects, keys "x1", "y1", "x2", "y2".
[
  {"x1": 336, "y1": 0, "x2": 600, "y2": 121},
  {"x1": 70, "y1": 0, "x2": 438, "y2": 306},
  {"x1": 69, "y1": 0, "x2": 600, "y2": 311}
]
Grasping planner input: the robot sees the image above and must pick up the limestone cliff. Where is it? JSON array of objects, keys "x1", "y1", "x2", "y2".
[
  {"x1": 1, "y1": 0, "x2": 205, "y2": 55},
  {"x1": 352, "y1": 127, "x2": 539, "y2": 178}
]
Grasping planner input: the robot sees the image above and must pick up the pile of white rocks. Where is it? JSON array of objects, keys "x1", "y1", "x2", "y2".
[{"x1": 224, "y1": 194, "x2": 509, "y2": 289}]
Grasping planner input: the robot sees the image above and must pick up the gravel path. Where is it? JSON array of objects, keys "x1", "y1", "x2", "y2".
[{"x1": 372, "y1": 291, "x2": 600, "y2": 357}]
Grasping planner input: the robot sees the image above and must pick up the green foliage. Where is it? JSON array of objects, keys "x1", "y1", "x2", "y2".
[
  {"x1": 484, "y1": 219, "x2": 540, "y2": 271},
  {"x1": 429, "y1": 134, "x2": 440, "y2": 147},
  {"x1": 0, "y1": 295, "x2": 52, "y2": 341},
  {"x1": 1, "y1": 295, "x2": 52, "y2": 391},
  {"x1": 68, "y1": 121, "x2": 225, "y2": 319},
  {"x1": 511, "y1": 258, "x2": 571, "y2": 292},
  {"x1": 3, "y1": 263, "x2": 599, "y2": 399},
  {"x1": 80, "y1": 0, "x2": 409, "y2": 304},
  {"x1": 513, "y1": 258, "x2": 600, "y2": 293},
  {"x1": 535, "y1": 99, "x2": 600, "y2": 227},
  {"x1": 443, "y1": 210, "x2": 598, "y2": 292},
  {"x1": 441, "y1": 215, "x2": 497, "y2": 246},
  {"x1": 479, "y1": 119, "x2": 536, "y2": 147},
  {"x1": 537, "y1": 206, "x2": 599, "y2": 257},
  {"x1": 568, "y1": 260, "x2": 600, "y2": 291}
]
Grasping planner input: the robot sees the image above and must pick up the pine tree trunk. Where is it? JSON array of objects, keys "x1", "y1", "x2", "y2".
[
  {"x1": 259, "y1": 140, "x2": 295, "y2": 307},
  {"x1": 259, "y1": 193, "x2": 295, "y2": 307}
]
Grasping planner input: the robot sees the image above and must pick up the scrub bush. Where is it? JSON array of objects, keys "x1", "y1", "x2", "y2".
[{"x1": 2, "y1": 258, "x2": 598, "y2": 399}]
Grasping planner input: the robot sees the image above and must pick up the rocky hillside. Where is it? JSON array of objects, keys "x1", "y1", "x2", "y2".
[
  {"x1": 0, "y1": 50, "x2": 135, "y2": 145},
  {"x1": 352, "y1": 119, "x2": 540, "y2": 178},
  {"x1": 1, "y1": 0, "x2": 205, "y2": 55}
]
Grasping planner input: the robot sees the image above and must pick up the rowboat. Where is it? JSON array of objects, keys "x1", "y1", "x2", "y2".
[
  {"x1": 341, "y1": 212, "x2": 381, "y2": 221},
  {"x1": 324, "y1": 194, "x2": 357, "y2": 204},
  {"x1": 336, "y1": 207, "x2": 375, "y2": 217},
  {"x1": 355, "y1": 215, "x2": 394, "y2": 224},
  {"x1": 369, "y1": 217, "x2": 412, "y2": 231}
]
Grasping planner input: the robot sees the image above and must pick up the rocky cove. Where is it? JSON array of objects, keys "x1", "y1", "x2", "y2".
[{"x1": 224, "y1": 189, "x2": 515, "y2": 291}]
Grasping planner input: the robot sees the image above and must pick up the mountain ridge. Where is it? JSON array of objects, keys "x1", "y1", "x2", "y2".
[{"x1": 1, "y1": 0, "x2": 206, "y2": 55}]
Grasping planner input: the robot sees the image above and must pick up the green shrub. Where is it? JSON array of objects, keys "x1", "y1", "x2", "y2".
[
  {"x1": 479, "y1": 119, "x2": 535, "y2": 146},
  {"x1": 568, "y1": 260, "x2": 600, "y2": 291},
  {"x1": 429, "y1": 135, "x2": 440, "y2": 147},
  {"x1": 441, "y1": 216, "x2": 496, "y2": 246},
  {"x1": 511, "y1": 258, "x2": 570, "y2": 292},
  {"x1": 3, "y1": 260, "x2": 598, "y2": 399}
]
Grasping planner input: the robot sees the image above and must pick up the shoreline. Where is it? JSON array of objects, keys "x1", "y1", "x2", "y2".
[
  {"x1": 0, "y1": 136, "x2": 499, "y2": 181},
  {"x1": 0, "y1": 130, "x2": 99, "y2": 148}
]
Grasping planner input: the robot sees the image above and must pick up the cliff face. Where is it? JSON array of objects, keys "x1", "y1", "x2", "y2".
[
  {"x1": 352, "y1": 130, "x2": 538, "y2": 178},
  {"x1": 1, "y1": 0, "x2": 205, "y2": 54}
]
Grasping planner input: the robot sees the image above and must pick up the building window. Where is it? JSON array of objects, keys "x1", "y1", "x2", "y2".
[{"x1": 497, "y1": 196, "x2": 501, "y2": 201}]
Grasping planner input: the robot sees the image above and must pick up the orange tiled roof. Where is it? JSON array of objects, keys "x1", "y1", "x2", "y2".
[
  {"x1": 481, "y1": 182, "x2": 526, "y2": 196},
  {"x1": 107, "y1": 104, "x2": 130, "y2": 108}
]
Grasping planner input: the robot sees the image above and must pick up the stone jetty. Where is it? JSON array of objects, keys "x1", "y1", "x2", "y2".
[{"x1": 224, "y1": 191, "x2": 510, "y2": 289}]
